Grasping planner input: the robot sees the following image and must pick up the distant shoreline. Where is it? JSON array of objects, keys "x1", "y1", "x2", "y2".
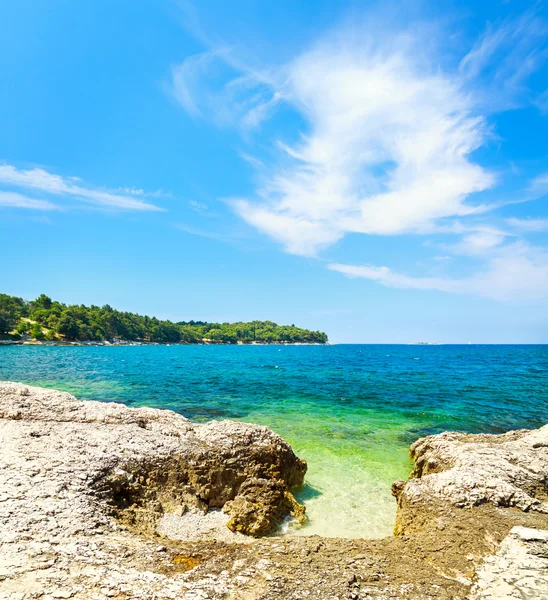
[
  {"x1": 1, "y1": 293, "x2": 329, "y2": 345},
  {"x1": 0, "y1": 339, "x2": 328, "y2": 347}
]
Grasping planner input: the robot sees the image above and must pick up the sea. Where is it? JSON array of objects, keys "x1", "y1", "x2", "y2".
[{"x1": 1, "y1": 343, "x2": 547, "y2": 538}]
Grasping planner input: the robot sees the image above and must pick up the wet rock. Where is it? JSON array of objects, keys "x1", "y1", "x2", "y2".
[{"x1": 224, "y1": 477, "x2": 306, "y2": 536}]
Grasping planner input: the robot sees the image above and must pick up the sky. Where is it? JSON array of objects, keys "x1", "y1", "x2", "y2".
[{"x1": 1, "y1": 0, "x2": 548, "y2": 343}]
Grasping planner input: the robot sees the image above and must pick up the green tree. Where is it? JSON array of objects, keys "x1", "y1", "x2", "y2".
[
  {"x1": 31, "y1": 323, "x2": 45, "y2": 340},
  {"x1": 16, "y1": 321, "x2": 31, "y2": 335},
  {"x1": 149, "y1": 323, "x2": 181, "y2": 343},
  {"x1": 206, "y1": 328, "x2": 223, "y2": 342},
  {"x1": 56, "y1": 314, "x2": 80, "y2": 339},
  {"x1": 0, "y1": 293, "x2": 27, "y2": 332},
  {"x1": 34, "y1": 294, "x2": 52, "y2": 310},
  {"x1": 0, "y1": 292, "x2": 329, "y2": 344},
  {"x1": 0, "y1": 309, "x2": 15, "y2": 333}
]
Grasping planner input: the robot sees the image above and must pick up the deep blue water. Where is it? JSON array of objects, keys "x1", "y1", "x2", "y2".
[{"x1": 2, "y1": 344, "x2": 547, "y2": 537}]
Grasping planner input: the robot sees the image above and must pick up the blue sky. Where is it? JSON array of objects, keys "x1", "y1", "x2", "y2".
[{"x1": 1, "y1": 0, "x2": 548, "y2": 343}]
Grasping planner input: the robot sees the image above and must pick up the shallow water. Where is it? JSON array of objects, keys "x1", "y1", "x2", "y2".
[{"x1": 2, "y1": 344, "x2": 547, "y2": 538}]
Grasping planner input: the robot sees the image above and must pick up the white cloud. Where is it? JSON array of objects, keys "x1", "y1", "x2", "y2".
[
  {"x1": 228, "y1": 31, "x2": 497, "y2": 256},
  {"x1": 188, "y1": 199, "x2": 209, "y2": 213},
  {"x1": 529, "y1": 173, "x2": 548, "y2": 195},
  {"x1": 446, "y1": 228, "x2": 508, "y2": 256},
  {"x1": 0, "y1": 164, "x2": 164, "y2": 211},
  {"x1": 507, "y1": 217, "x2": 548, "y2": 232},
  {"x1": 169, "y1": 50, "x2": 281, "y2": 129},
  {"x1": 231, "y1": 198, "x2": 342, "y2": 255},
  {"x1": 329, "y1": 242, "x2": 548, "y2": 301},
  {"x1": 458, "y1": 9, "x2": 548, "y2": 110},
  {"x1": 0, "y1": 190, "x2": 61, "y2": 211},
  {"x1": 112, "y1": 186, "x2": 145, "y2": 196},
  {"x1": 188, "y1": 199, "x2": 220, "y2": 218},
  {"x1": 239, "y1": 152, "x2": 266, "y2": 170},
  {"x1": 329, "y1": 262, "x2": 462, "y2": 293},
  {"x1": 171, "y1": 51, "x2": 215, "y2": 118},
  {"x1": 174, "y1": 6, "x2": 548, "y2": 300},
  {"x1": 172, "y1": 10, "x2": 548, "y2": 259}
]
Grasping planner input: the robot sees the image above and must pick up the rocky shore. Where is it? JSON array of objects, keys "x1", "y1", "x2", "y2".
[{"x1": 1, "y1": 382, "x2": 548, "y2": 599}]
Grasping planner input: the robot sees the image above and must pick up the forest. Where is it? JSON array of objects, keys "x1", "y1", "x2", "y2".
[{"x1": 0, "y1": 293, "x2": 328, "y2": 344}]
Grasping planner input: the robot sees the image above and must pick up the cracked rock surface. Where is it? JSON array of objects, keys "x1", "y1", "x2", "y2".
[
  {"x1": 470, "y1": 526, "x2": 548, "y2": 599},
  {"x1": 392, "y1": 427, "x2": 548, "y2": 535},
  {"x1": 2, "y1": 381, "x2": 548, "y2": 599}
]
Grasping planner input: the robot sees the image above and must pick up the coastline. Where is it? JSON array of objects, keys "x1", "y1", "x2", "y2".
[
  {"x1": 2, "y1": 381, "x2": 548, "y2": 599},
  {"x1": 0, "y1": 339, "x2": 329, "y2": 347},
  {"x1": 0, "y1": 293, "x2": 329, "y2": 346}
]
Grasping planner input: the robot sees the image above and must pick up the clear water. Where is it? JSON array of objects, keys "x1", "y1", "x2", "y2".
[{"x1": 2, "y1": 344, "x2": 547, "y2": 538}]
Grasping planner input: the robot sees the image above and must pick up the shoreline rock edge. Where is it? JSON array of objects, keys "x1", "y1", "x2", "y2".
[{"x1": 2, "y1": 381, "x2": 548, "y2": 599}]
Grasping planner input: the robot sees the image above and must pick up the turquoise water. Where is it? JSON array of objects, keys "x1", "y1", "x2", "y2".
[{"x1": 2, "y1": 344, "x2": 547, "y2": 538}]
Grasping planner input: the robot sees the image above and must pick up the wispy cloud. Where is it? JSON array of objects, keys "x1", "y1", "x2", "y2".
[
  {"x1": 529, "y1": 172, "x2": 548, "y2": 195},
  {"x1": 169, "y1": 50, "x2": 281, "y2": 130},
  {"x1": 535, "y1": 89, "x2": 548, "y2": 113},
  {"x1": 459, "y1": 9, "x2": 548, "y2": 110},
  {"x1": 0, "y1": 164, "x2": 164, "y2": 211},
  {"x1": 0, "y1": 190, "x2": 61, "y2": 211},
  {"x1": 170, "y1": 51, "x2": 215, "y2": 118},
  {"x1": 507, "y1": 217, "x2": 548, "y2": 232},
  {"x1": 239, "y1": 152, "x2": 266, "y2": 170},
  {"x1": 441, "y1": 227, "x2": 509, "y2": 257},
  {"x1": 329, "y1": 242, "x2": 548, "y2": 301},
  {"x1": 175, "y1": 223, "x2": 235, "y2": 242},
  {"x1": 231, "y1": 28, "x2": 495, "y2": 256},
  {"x1": 188, "y1": 199, "x2": 213, "y2": 216},
  {"x1": 173, "y1": 5, "x2": 548, "y2": 300}
]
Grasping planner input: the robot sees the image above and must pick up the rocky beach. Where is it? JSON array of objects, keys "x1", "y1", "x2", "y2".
[
  {"x1": 3, "y1": 1, "x2": 548, "y2": 598},
  {"x1": 1, "y1": 381, "x2": 548, "y2": 599}
]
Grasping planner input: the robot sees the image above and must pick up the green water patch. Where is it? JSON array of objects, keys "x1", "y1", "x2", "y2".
[{"x1": 243, "y1": 403, "x2": 414, "y2": 538}]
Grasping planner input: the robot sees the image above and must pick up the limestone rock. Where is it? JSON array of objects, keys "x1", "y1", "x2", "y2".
[
  {"x1": 0, "y1": 381, "x2": 306, "y2": 598},
  {"x1": 470, "y1": 526, "x2": 548, "y2": 599},
  {"x1": 3, "y1": 380, "x2": 548, "y2": 600},
  {"x1": 393, "y1": 426, "x2": 548, "y2": 535},
  {"x1": 391, "y1": 426, "x2": 548, "y2": 597},
  {"x1": 0, "y1": 380, "x2": 306, "y2": 535}
]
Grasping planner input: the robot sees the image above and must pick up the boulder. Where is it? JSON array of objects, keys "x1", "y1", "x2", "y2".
[
  {"x1": 0, "y1": 381, "x2": 306, "y2": 539},
  {"x1": 392, "y1": 427, "x2": 548, "y2": 536}
]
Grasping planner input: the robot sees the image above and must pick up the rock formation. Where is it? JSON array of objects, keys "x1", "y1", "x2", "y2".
[
  {"x1": 392, "y1": 427, "x2": 548, "y2": 535},
  {"x1": 391, "y1": 428, "x2": 548, "y2": 598},
  {"x1": 2, "y1": 381, "x2": 548, "y2": 599}
]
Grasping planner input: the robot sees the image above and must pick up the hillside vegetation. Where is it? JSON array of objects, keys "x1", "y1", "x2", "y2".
[{"x1": 0, "y1": 293, "x2": 328, "y2": 344}]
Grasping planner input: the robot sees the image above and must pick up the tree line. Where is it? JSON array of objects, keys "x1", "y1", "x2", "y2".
[{"x1": 0, "y1": 293, "x2": 328, "y2": 344}]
